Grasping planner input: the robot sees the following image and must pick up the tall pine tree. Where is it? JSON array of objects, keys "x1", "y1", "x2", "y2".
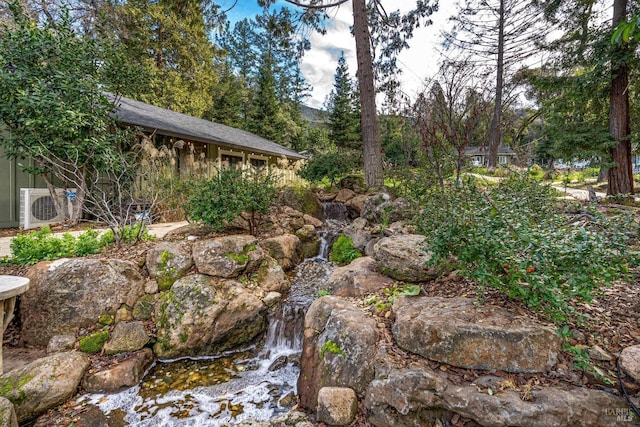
[{"x1": 326, "y1": 52, "x2": 361, "y2": 152}]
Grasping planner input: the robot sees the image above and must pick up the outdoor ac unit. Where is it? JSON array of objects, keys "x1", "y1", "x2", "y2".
[{"x1": 19, "y1": 188, "x2": 78, "y2": 229}]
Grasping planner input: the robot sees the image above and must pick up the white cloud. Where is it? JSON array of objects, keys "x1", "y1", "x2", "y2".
[{"x1": 300, "y1": 2, "x2": 456, "y2": 109}]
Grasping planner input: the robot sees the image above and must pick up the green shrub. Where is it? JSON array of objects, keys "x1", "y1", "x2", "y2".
[
  {"x1": 528, "y1": 164, "x2": 545, "y2": 181},
  {"x1": 10, "y1": 226, "x2": 107, "y2": 266},
  {"x1": 78, "y1": 330, "x2": 109, "y2": 354},
  {"x1": 187, "y1": 168, "x2": 277, "y2": 236},
  {"x1": 299, "y1": 151, "x2": 358, "y2": 185},
  {"x1": 330, "y1": 234, "x2": 362, "y2": 265},
  {"x1": 414, "y1": 174, "x2": 638, "y2": 324},
  {"x1": 100, "y1": 222, "x2": 154, "y2": 245}
]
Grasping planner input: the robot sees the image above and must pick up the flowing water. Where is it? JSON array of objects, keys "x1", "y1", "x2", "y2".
[{"x1": 81, "y1": 217, "x2": 343, "y2": 426}]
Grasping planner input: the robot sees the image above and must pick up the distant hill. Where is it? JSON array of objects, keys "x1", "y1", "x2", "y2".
[{"x1": 299, "y1": 104, "x2": 327, "y2": 126}]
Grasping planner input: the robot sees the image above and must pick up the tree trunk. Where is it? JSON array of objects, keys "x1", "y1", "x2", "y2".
[
  {"x1": 607, "y1": 0, "x2": 633, "y2": 196},
  {"x1": 487, "y1": 0, "x2": 505, "y2": 169},
  {"x1": 352, "y1": 0, "x2": 383, "y2": 187}
]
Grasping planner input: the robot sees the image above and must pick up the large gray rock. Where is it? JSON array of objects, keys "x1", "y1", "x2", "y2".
[
  {"x1": 361, "y1": 195, "x2": 413, "y2": 224},
  {"x1": 393, "y1": 297, "x2": 561, "y2": 373},
  {"x1": 82, "y1": 348, "x2": 154, "y2": 393},
  {"x1": 0, "y1": 352, "x2": 89, "y2": 423},
  {"x1": 297, "y1": 296, "x2": 377, "y2": 411},
  {"x1": 154, "y1": 275, "x2": 267, "y2": 359},
  {"x1": 372, "y1": 235, "x2": 440, "y2": 282},
  {"x1": 295, "y1": 225, "x2": 321, "y2": 259},
  {"x1": 146, "y1": 241, "x2": 194, "y2": 290},
  {"x1": 103, "y1": 321, "x2": 149, "y2": 355},
  {"x1": 259, "y1": 234, "x2": 303, "y2": 271},
  {"x1": 46, "y1": 335, "x2": 76, "y2": 354},
  {"x1": 365, "y1": 366, "x2": 632, "y2": 427},
  {"x1": 343, "y1": 217, "x2": 371, "y2": 251},
  {"x1": 193, "y1": 235, "x2": 263, "y2": 278},
  {"x1": 255, "y1": 256, "x2": 290, "y2": 293},
  {"x1": 326, "y1": 257, "x2": 394, "y2": 298},
  {"x1": 619, "y1": 344, "x2": 640, "y2": 383},
  {"x1": 234, "y1": 411, "x2": 315, "y2": 427},
  {"x1": 317, "y1": 387, "x2": 358, "y2": 426},
  {"x1": 0, "y1": 397, "x2": 17, "y2": 427},
  {"x1": 278, "y1": 188, "x2": 324, "y2": 219},
  {"x1": 21, "y1": 259, "x2": 146, "y2": 347}
]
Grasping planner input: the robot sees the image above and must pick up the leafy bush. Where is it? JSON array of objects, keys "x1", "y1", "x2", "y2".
[
  {"x1": 299, "y1": 151, "x2": 358, "y2": 185},
  {"x1": 330, "y1": 234, "x2": 362, "y2": 265},
  {"x1": 10, "y1": 226, "x2": 107, "y2": 266},
  {"x1": 187, "y1": 168, "x2": 277, "y2": 236},
  {"x1": 100, "y1": 222, "x2": 154, "y2": 245},
  {"x1": 528, "y1": 164, "x2": 545, "y2": 181},
  {"x1": 414, "y1": 174, "x2": 638, "y2": 324}
]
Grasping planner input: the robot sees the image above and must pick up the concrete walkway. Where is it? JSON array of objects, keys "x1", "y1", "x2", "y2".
[{"x1": 0, "y1": 221, "x2": 189, "y2": 258}]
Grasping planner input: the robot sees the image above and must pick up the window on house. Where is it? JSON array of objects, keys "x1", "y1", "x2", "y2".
[
  {"x1": 221, "y1": 153, "x2": 243, "y2": 169},
  {"x1": 499, "y1": 155, "x2": 507, "y2": 164},
  {"x1": 249, "y1": 157, "x2": 267, "y2": 169}
]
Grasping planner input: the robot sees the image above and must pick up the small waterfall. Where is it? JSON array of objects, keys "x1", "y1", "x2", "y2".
[
  {"x1": 259, "y1": 304, "x2": 305, "y2": 363},
  {"x1": 323, "y1": 201, "x2": 349, "y2": 222}
]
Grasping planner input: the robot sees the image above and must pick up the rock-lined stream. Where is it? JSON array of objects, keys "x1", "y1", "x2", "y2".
[{"x1": 81, "y1": 225, "x2": 340, "y2": 426}]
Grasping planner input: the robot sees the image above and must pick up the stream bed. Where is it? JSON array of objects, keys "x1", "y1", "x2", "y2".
[{"x1": 80, "y1": 231, "x2": 338, "y2": 426}]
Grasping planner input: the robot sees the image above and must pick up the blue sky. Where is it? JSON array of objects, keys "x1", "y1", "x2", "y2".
[{"x1": 218, "y1": 1, "x2": 456, "y2": 109}]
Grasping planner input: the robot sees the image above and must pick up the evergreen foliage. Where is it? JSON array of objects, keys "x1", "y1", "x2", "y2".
[
  {"x1": 186, "y1": 168, "x2": 277, "y2": 236},
  {"x1": 326, "y1": 52, "x2": 361, "y2": 151}
]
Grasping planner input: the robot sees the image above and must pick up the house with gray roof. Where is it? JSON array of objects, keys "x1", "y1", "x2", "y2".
[
  {"x1": 464, "y1": 145, "x2": 517, "y2": 166},
  {"x1": 0, "y1": 95, "x2": 305, "y2": 228}
]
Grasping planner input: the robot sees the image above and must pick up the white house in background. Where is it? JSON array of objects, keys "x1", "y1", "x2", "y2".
[{"x1": 464, "y1": 146, "x2": 518, "y2": 166}]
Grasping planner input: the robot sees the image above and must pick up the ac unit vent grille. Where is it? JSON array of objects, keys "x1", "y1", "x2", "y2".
[{"x1": 31, "y1": 196, "x2": 58, "y2": 221}]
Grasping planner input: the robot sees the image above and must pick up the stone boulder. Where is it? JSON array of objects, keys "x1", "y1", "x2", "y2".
[
  {"x1": 154, "y1": 275, "x2": 267, "y2": 359},
  {"x1": 164, "y1": 224, "x2": 215, "y2": 239},
  {"x1": 193, "y1": 235, "x2": 263, "y2": 278},
  {"x1": 365, "y1": 366, "x2": 631, "y2": 427},
  {"x1": 334, "y1": 189, "x2": 356, "y2": 204},
  {"x1": 255, "y1": 256, "x2": 290, "y2": 293},
  {"x1": 372, "y1": 235, "x2": 440, "y2": 282},
  {"x1": 361, "y1": 194, "x2": 413, "y2": 224},
  {"x1": 0, "y1": 397, "x2": 17, "y2": 427},
  {"x1": 103, "y1": 321, "x2": 149, "y2": 355},
  {"x1": 317, "y1": 387, "x2": 358, "y2": 426},
  {"x1": 278, "y1": 188, "x2": 324, "y2": 219},
  {"x1": 146, "y1": 241, "x2": 194, "y2": 290},
  {"x1": 21, "y1": 259, "x2": 146, "y2": 347},
  {"x1": 346, "y1": 194, "x2": 368, "y2": 216},
  {"x1": 326, "y1": 257, "x2": 394, "y2": 298},
  {"x1": 393, "y1": 297, "x2": 561, "y2": 373},
  {"x1": 0, "y1": 352, "x2": 89, "y2": 423},
  {"x1": 619, "y1": 344, "x2": 640, "y2": 383},
  {"x1": 46, "y1": 335, "x2": 75, "y2": 354},
  {"x1": 82, "y1": 348, "x2": 154, "y2": 393},
  {"x1": 297, "y1": 296, "x2": 377, "y2": 411},
  {"x1": 343, "y1": 217, "x2": 371, "y2": 251},
  {"x1": 259, "y1": 234, "x2": 303, "y2": 271},
  {"x1": 234, "y1": 411, "x2": 315, "y2": 427},
  {"x1": 295, "y1": 225, "x2": 321, "y2": 259}
]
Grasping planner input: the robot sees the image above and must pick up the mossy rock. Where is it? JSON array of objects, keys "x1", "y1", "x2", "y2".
[
  {"x1": 98, "y1": 313, "x2": 114, "y2": 326},
  {"x1": 279, "y1": 187, "x2": 323, "y2": 219},
  {"x1": 78, "y1": 331, "x2": 109, "y2": 354},
  {"x1": 133, "y1": 294, "x2": 157, "y2": 321}
]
